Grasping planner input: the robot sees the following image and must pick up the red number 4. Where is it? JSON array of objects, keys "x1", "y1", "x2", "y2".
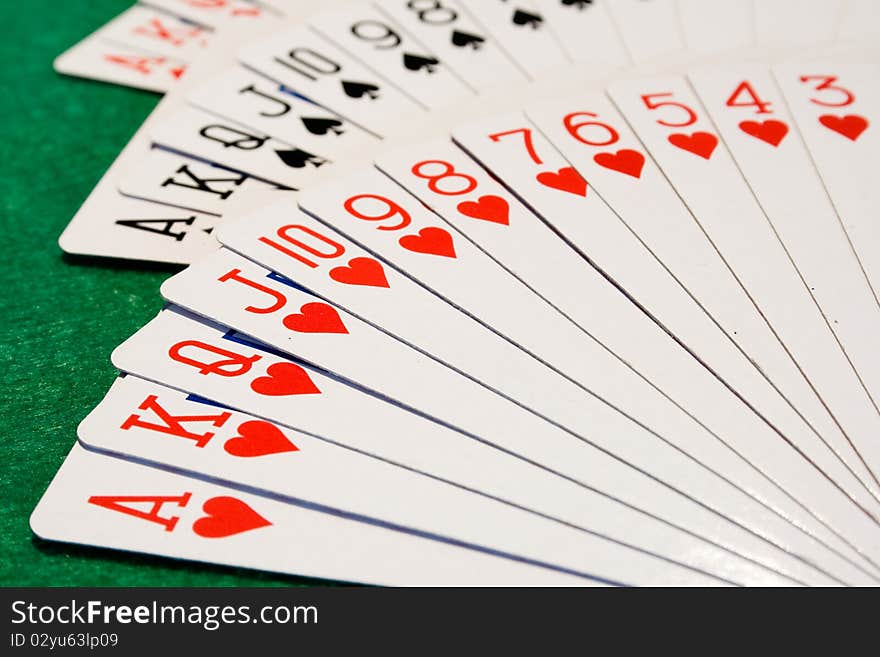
[{"x1": 725, "y1": 81, "x2": 773, "y2": 114}]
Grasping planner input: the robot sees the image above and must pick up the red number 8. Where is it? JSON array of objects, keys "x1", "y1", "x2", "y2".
[{"x1": 411, "y1": 160, "x2": 478, "y2": 196}]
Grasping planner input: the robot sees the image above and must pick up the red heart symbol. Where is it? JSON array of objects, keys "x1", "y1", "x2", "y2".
[
  {"x1": 667, "y1": 131, "x2": 718, "y2": 159},
  {"x1": 739, "y1": 119, "x2": 789, "y2": 147},
  {"x1": 250, "y1": 362, "x2": 320, "y2": 396},
  {"x1": 456, "y1": 195, "x2": 509, "y2": 225},
  {"x1": 819, "y1": 114, "x2": 869, "y2": 141},
  {"x1": 224, "y1": 420, "x2": 299, "y2": 458},
  {"x1": 283, "y1": 302, "x2": 348, "y2": 334},
  {"x1": 398, "y1": 226, "x2": 456, "y2": 258},
  {"x1": 593, "y1": 149, "x2": 644, "y2": 178},
  {"x1": 192, "y1": 496, "x2": 271, "y2": 538},
  {"x1": 536, "y1": 166, "x2": 588, "y2": 196},
  {"x1": 329, "y1": 257, "x2": 389, "y2": 288}
]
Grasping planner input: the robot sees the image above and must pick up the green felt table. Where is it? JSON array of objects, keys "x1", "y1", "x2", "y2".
[{"x1": 0, "y1": 0, "x2": 323, "y2": 586}]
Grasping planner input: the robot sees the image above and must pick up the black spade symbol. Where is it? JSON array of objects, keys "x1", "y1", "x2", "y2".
[
  {"x1": 402, "y1": 53, "x2": 439, "y2": 74},
  {"x1": 301, "y1": 117, "x2": 345, "y2": 136},
  {"x1": 275, "y1": 148, "x2": 327, "y2": 169},
  {"x1": 511, "y1": 9, "x2": 543, "y2": 28},
  {"x1": 450, "y1": 30, "x2": 484, "y2": 50},
  {"x1": 341, "y1": 80, "x2": 380, "y2": 100}
]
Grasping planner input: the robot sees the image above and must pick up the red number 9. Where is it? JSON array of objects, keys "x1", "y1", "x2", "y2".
[{"x1": 344, "y1": 194, "x2": 412, "y2": 231}]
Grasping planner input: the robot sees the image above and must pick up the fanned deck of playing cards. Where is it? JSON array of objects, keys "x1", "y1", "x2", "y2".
[{"x1": 39, "y1": 0, "x2": 880, "y2": 586}]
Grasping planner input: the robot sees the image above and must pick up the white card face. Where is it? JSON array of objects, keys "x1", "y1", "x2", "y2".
[
  {"x1": 80, "y1": 375, "x2": 811, "y2": 586},
  {"x1": 163, "y1": 248, "x2": 615, "y2": 462},
  {"x1": 449, "y1": 110, "x2": 880, "y2": 528},
  {"x1": 54, "y1": 36, "x2": 188, "y2": 93},
  {"x1": 374, "y1": 0, "x2": 527, "y2": 92},
  {"x1": 216, "y1": 198, "x2": 650, "y2": 439},
  {"x1": 259, "y1": 0, "x2": 337, "y2": 18},
  {"x1": 453, "y1": 0, "x2": 570, "y2": 80},
  {"x1": 603, "y1": 0, "x2": 684, "y2": 64},
  {"x1": 216, "y1": 198, "x2": 880, "y2": 574},
  {"x1": 370, "y1": 139, "x2": 880, "y2": 542},
  {"x1": 525, "y1": 93, "x2": 880, "y2": 508},
  {"x1": 117, "y1": 147, "x2": 282, "y2": 215},
  {"x1": 675, "y1": 0, "x2": 754, "y2": 55},
  {"x1": 753, "y1": 0, "x2": 843, "y2": 47},
  {"x1": 308, "y1": 4, "x2": 473, "y2": 110},
  {"x1": 689, "y1": 64, "x2": 880, "y2": 434},
  {"x1": 304, "y1": 160, "x2": 738, "y2": 454},
  {"x1": 238, "y1": 24, "x2": 421, "y2": 137},
  {"x1": 58, "y1": 181, "x2": 219, "y2": 264},
  {"x1": 151, "y1": 105, "x2": 333, "y2": 189},
  {"x1": 91, "y1": 5, "x2": 211, "y2": 60},
  {"x1": 773, "y1": 55, "x2": 880, "y2": 306},
  {"x1": 58, "y1": 27, "x2": 288, "y2": 264},
  {"x1": 141, "y1": 0, "x2": 275, "y2": 29},
  {"x1": 33, "y1": 444, "x2": 587, "y2": 586},
  {"x1": 187, "y1": 66, "x2": 379, "y2": 159},
  {"x1": 607, "y1": 74, "x2": 880, "y2": 487},
  {"x1": 531, "y1": 0, "x2": 629, "y2": 68},
  {"x1": 837, "y1": 0, "x2": 880, "y2": 42},
  {"x1": 161, "y1": 246, "x2": 877, "y2": 585},
  {"x1": 108, "y1": 307, "x2": 837, "y2": 585}
]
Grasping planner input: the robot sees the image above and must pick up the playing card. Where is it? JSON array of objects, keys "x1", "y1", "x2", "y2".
[
  {"x1": 89, "y1": 4, "x2": 211, "y2": 60},
  {"x1": 62, "y1": 5, "x2": 211, "y2": 66},
  {"x1": 256, "y1": 0, "x2": 332, "y2": 17},
  {"x1": 54, "y1": 34, "x2": 188, "y2": 93},
  {"x1": 374, "y1": 0, "x2": 527, "y2": 92},
  {"x1": 150, "y1": 105, "x2": 334, "y2": 189},
  {"x1": 450, "y1": 110, "x2": 879, "y2": 519},
  {"x1": 753, "y1": 0, "x2": 843, "y2": 48},
  {"x1": 836, "y1": 0, "x2": 880, "y2": 43},
  {"x1": 33, "y1": 444, "x2": 588, "y2": 586},
  {"x1": 215, "y1": 199, "x2": 880, "y2": 573},
  {"x1": 117, "y1": 146, "x2": 287, "y2": 215},
  {"x1": 607, "y1": 74, "x2": 880, "y2": 487},
  {"x1": 530, "y1": 0, "x2": 629, "y2": 69},
  {"x1": 372, "y1": 142, "x2": 880, "y2": 529},
  {"x1": 238, "y1": 24, "x2": 421, "y2": 137},
  {"x1": 453, "y1": 0, "x2": 569, "y2": 80},
  {"x1": 308, "y1": 4, "x2": 472, "y2": 111},
  {"x1": 689, "y1": 64, "x2": 880, "y2": 434},
  {"x1": 675, "y1": 0, "x2": 754, "y2": 55},
  {"x1": 187, "y1": 65, "x2": 379, "y2": 159},
  {"x1": 58, "y1": 182, "x2": 219, "y2": 264},
  {"x1": 79, "y1": 375, "x2": 809, "y2": 585},
  {"x1": 141, "y1": 0, "x2": 276, "y2": 30},
  {"x1": 59, "y1": 26, "x2": 285, "y2": 264},
  {"x1": 375, "y1": 139, "x2": 827, "y2": 451},
  {"x1": 773, "y1": 53, "x2": 880, "y2": 305},
  {"x1": 525, "y1": 92, "x2": 880, "y2": 505},
  {"x1": 603, "y1": 0, "x2": 684, "y2": 64},
  {"x1": 109, "y1": 307, "x2": 849, "y2": 584},
  {"x1": 162, "y1": 246, "x2": 880, "y2": 583}
]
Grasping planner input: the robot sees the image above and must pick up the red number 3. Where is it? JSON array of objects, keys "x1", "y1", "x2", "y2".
[{"x1": 800, "y1": 75, "x2": 855, "y2": 107}]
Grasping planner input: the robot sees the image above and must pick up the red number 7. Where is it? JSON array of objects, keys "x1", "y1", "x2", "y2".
[{"x1": 488, "y1": 128, "x2": 543, "y2": 165}]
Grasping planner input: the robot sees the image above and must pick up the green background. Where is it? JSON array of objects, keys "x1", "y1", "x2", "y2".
[{"x1": 0, "y1": 0, "x2": 322, "y2": 586}]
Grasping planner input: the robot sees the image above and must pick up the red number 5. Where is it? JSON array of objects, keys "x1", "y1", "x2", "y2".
[{"x1": 640, "y1": 92, "x2": 698, "y2": 127}]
